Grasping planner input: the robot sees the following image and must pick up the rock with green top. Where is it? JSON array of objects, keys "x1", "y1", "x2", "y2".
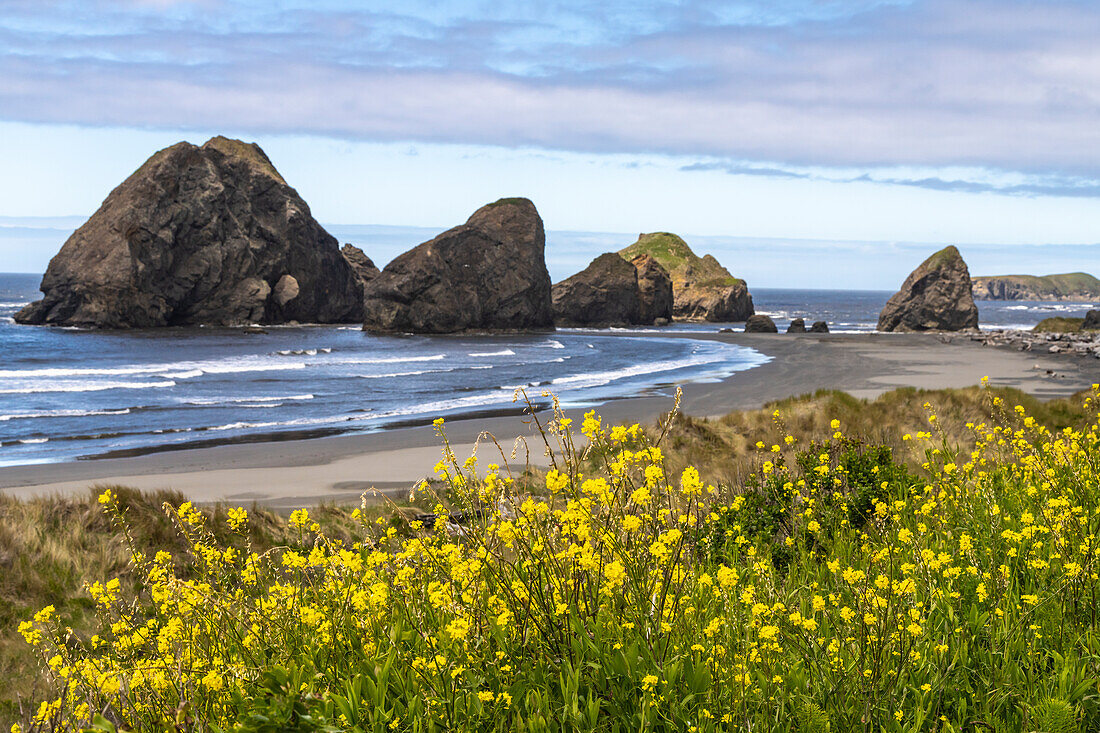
[
  {"x1": 972, "y1": 272, "x2": 1100, "y2": 301},
  {"x1": 15, "y1": 137, "x2": 363, "y2": 327},
  {"x1": 618, "y1": 232, "x2": 753, "y2": 321},
  {"x1": 877, "y1": 246, "x2": 979, "y2": 332}
]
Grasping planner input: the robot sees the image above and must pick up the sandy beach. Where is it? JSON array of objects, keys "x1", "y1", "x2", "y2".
[{"x1": 2, "y1": 331, "x2": 1097, "y2": 508}]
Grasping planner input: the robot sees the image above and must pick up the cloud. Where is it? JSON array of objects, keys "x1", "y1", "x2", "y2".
[{"x1": 2, "y1": 0, "x2": 1100, "y2": 188}]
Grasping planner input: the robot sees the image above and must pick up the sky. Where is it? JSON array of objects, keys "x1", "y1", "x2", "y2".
[{"x1": 2, "y1": 0, "x2": 1100, "y2": 288}]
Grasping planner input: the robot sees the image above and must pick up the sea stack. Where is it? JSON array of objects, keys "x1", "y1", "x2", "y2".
[
  {"x1": 15, "y1": 137, "x2": 363, "y2": 328},
  {"x1": 552, "y1": 254, "x2": 641, "y2": 326},
  {"x1": 619, "y1": 232, "x2": 753, "y2": 322},
  {"x1": 877, "y1": 246, "x2": 979, "y2": 332},
  {"x1": 551, "y1": 253, "x2": 673, "y2": 326},
  {"x1": 362, "y1": 198, "x2": 553, "y2": 333}
]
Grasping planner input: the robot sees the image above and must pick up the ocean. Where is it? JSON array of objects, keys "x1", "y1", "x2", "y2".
[{"x1": 1, "y1": 273, "x2": 1096, "y2": 467}]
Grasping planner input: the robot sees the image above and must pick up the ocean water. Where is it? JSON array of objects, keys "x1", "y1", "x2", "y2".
[
  {"x1": 749, "y1": 288, "x2": 1100, "y2": 333},
  {"x1": 0, "y1": 274, "x2": 768, "y2": 466},
  {"x1": 2, "y1": 274, "x2": 1096, "y2": 467}
]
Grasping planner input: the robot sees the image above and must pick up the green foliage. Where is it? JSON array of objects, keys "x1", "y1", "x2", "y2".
[
  {"x1": 1033, "y1": 317, "x2": 1085, "y2": 333},
  {"x1": 1029, "y1": 697, "x2": 1079, "y2": 733},
  {"x1": 10, "y1": 386, "x2": 1100, "y2": 732}
]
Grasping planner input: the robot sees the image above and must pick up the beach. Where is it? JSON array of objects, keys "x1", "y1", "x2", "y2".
[{"x1": 2, "y1": 330, "x2": 1096, "y2": 508}]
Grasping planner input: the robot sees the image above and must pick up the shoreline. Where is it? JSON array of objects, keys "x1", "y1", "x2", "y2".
[{"x1": 3, "y1": 331, "x2": 1099, "y2": 508}]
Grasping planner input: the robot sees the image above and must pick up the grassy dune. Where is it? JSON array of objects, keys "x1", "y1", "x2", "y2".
[{"x1": 4, "y1": 385, "x2": 1100, "y2": 731}]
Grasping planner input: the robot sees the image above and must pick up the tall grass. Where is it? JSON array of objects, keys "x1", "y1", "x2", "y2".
[{"x1": 8, "y1": 384, "x2": 1100, "y2": 731}]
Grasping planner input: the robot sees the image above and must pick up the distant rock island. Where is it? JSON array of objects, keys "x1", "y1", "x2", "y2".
[
  {"x1": 551, "y1": 252, "x2": 673, "y2": 327},
  {"x1": 361, "y1": 198, "x2": 553, "y2": 333},
  {"x1": 15, "y1": 137, "x2": 363, "y2": 328},
  {"x1": 878, "y1": 246, "x2": 979, "y2": 332},
  {"x1": 971, "y1": 272, "x2": 1100, "y2": 301},
  {"x1": 618, "y1": 232, "x2": 754, "y2": 321}
]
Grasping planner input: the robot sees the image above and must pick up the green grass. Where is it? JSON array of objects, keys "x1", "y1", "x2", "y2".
[
  {"x1": 922, "y1": 245, "x2": 964, "y2": 270},
  {"x1": 619, "y1": 233, "x2": 743, "y2": 287},
  {"x1": 1033, "y1": 317, "x2": 1085, "y2": 333},
  {"x1": 0, "y1": 489, "x2": 384, "y2": 727}
]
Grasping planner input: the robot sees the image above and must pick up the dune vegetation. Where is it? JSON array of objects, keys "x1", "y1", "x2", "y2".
[{"x1": 6, "y1": 383, "x2": 1100, "y2": 731}]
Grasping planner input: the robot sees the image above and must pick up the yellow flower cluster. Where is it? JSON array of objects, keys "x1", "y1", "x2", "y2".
[{"x1": 16, "y1": 389, "x2": 1100, "y2": 732}]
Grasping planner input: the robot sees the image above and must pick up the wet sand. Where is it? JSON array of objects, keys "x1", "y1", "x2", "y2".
[{"x1": 2, "y1": 331, "x2": 1096, "y2": 508}]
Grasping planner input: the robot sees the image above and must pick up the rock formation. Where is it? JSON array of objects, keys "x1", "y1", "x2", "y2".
[
  {"x1": 361, "y1": 198, "x2": 553, "y2": 333},
  {"x1": 341, "y1": 244, "x2": 380, "y2": 286},
  {"x1": 745, "y1": 315, "x2": 778, "y2": 333},
  {"x1": 1084, "y1": 310, "x2": 1100, "y2": 330},
  {"x1": 631, "y1": 254, "x2": 674, "y2": 325},
  {"x1": 618, "y1": 233, "x2": 753, "y2": 322},
  {"x1": 15, "y1": 137, "x2": 363, "y2": 328},
  {"x1": 972, "y1": 272, "x2": 1100, "y2": 301},
  {"x1": 877, "y1": 246, "x2": 979, "y2": 332},
  {"x1": 787, "y1": 318, "x2": 807, "y2": 333},
  {"x1": 552, "y1": 254, "x2": 640, "y2": 326},
  {"x1": 810, "y1": 321, "x2": 829, "y2": 333}
]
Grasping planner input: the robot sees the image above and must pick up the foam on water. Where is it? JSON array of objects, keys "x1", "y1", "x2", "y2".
[
  {"x1": 0, "y1": 380, "x2": 176, "y2": 394},
  {"x1": 468, "y1": 349, "x2": 515, "y2": 357}
]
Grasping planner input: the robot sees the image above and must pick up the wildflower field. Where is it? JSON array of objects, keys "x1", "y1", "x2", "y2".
[{"x1": 10, "y1": 384, "x2": 1100, "y2": 732}]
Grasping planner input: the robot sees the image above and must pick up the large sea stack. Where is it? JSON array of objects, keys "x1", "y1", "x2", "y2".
[
  {"x1": 551, "y1": 253, "x2": 674, "y2": 327},
  {"x1": 877, "y1": 246, "x2": 979, "y2": 332},
  {"x1": 619, "y1": 232, "x2": 753, "y2": 321},
  {"x1": 552, "y1": 253, "x2": 640, "y2": 326},
  {"x1": 15, "y1": 137, "x2": 363, "y2": 328},
  {"x1": 362, "y1": 198, "x2": 553, "y2": 333}
]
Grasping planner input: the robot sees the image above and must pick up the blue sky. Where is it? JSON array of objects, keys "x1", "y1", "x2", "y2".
[{"x1": 2, "y1": 0, "x2": 1100, "y2": 287}]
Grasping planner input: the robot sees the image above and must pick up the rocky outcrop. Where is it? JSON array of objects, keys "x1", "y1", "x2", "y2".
[
  {"x1": 787, "y1": 318, "x2": 806, "y2": 333},
  {"x1": 361, "y1": 198, "x2": 552, "y2": 333},
  {"x1": 341, "y1": 244, "x2": 380, "y2": 286},
  {"x1": 631, "y1": 255, "x2": 673, "y2": 325},
  {"x1": 552, "y1": 254, "x2": 640, "y2": 326},
  {"x1": 1084, "y1": 310, "x2": 1100, "y2": 330},
  {"x1": 745, "y1": 314, "x2": 778, "y2": 333},
  {"x1": 972, "y1": 272, "x2": 1100, "y2": 301},
  {"x1": 810, "y1": 321, "x2": 829, "y2": 333},
  {"x1": 15, "y1": 137, "x2": 362, "y2": 328},
  {"x1": 877, "y1": 246, "x2": 979, "y2": 332},
  {"x1": 618, "y1": 233, "x2": 753, "y2": 322}
]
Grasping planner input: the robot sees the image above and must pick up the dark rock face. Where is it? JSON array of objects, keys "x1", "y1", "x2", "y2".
[
  {"x1": 630, "y1": 255, "x2": 673, "y2": 324},
  {"x1": 15, "y1": 137, "x2": 363, "y2": 328},
  {"x1": 745, "y1": 314, "x2": 778, "y2": 333},
  {"x1": 361, "y1": 198, "x2": 552, "y2": 333},
  {"x1": 786, "y1": 318, "x2": 807, "y2": 333},
  {"x1": 810, "y1": 321, "x2": 830, "y2": 333},
  {"x1": 552, "y1": 253, "x2": 640, "y2": 326},
  {"x1": 877, "y1": 246, "x2": 979, "y2": 332},
  {"x1": 341, "y1": 244, "x2": 380, "y2": 286},
  {"x1": 1084, "y1": 310, "x2": 1100, "y2": 330}
]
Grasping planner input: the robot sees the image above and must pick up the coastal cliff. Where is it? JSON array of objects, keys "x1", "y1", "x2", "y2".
[{"x1": 971, "y1": 272, "x2": 1100, "y2": 301}]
